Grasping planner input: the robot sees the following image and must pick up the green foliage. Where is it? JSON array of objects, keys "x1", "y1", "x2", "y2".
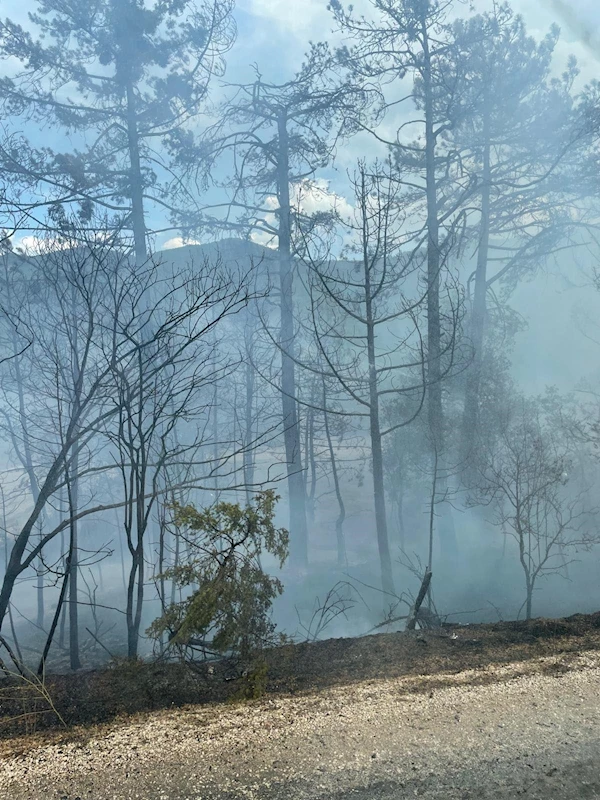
[{"x1": 148, "y1": 491, "x2": 288, "y2": 667}]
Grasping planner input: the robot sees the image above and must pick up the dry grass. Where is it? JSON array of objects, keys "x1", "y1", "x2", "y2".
[{"x1": 1, "y1": 610, "x2": 599, "y2": 749}]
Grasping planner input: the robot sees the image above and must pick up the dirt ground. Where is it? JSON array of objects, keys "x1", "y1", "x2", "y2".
[
  {"x1": 1, "y1": 647, "x2": 600, "y2": 799},
  {"x1": 2, "y1": 611, "x2": 600, "y2": 742},
  {"x1": 2, "y1": 612, "x2": 600, "y2": 799}
]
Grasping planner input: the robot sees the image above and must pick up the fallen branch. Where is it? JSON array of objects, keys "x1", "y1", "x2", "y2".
[{"x1": 85, "y1": 627, "x2": 116, "y2": 660}]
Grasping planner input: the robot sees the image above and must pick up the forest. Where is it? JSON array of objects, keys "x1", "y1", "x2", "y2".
[{"x1": 0, "y1": 0, "x2": 600, "y2": 682}]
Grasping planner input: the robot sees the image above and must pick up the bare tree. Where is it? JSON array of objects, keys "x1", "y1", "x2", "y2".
[
  {"x1": 293, "y1": 163, "x2": 461, "y2": 596},
  {"x1": 0, "y1": 228, "x2": 251, "y2": 658},
  {"x1": 104, "y1": 256, "x2": 241, "y2": 658},
  {"x1": 182, "y1": 44, "x2": 372, "y2": 567},
  {"x1": 469, "y1": 399, "x2": 598, "y2": 619},
  {"x1": 331, "y1": 0, "x2": 479, "y2": 555}
]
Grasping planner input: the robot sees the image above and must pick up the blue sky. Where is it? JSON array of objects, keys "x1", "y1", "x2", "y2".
[
  {"x1": 2, "y1": 0, "x2": 600, "y2": 250},
  {"x1": 4, "y1": 0, "x2": 597, "y2": 85}
]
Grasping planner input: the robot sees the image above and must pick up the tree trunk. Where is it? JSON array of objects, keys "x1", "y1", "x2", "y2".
[
  {"x1": 134, "y1": 494, "x2": 146, "y2": 657},
  {"x1": 36, "y1": 522, "x2": 44, "y2": 629},
  {"x1": 126, "y1": 529, "x2": 145, "y2": 659},
  {"x1": 397, "y1": 482, "x2": 406, "y2": 551},
  {"x1": 243, "y1": 352, "x2": 256, "y2": 506},
  {"x1": 277, "y1": 111, "x2": 308, "y2": 567},
  {"x1": 213, "y1": 372, "x2": 220, "y2": 504},
  {"x1": 125, "y1": 80, "x2": 147, "y2": 265},
  {"x1": 422, "y1": 22, "x2": 457, "y2": 559},
  {"x1": 5, "y1": 268, "x2": 46, "y2": 628},
  {"x1": 0, "y1": 457, "x2": 63, "y2": 635},
  {"x1": 525, "y1": 583, "x2": 533, "y2": 620},
  {"x1": 58, "y1": 491, "x2": 67, "y2": 650},
  {"x1": 38, "y1": 536, "x2": 72, "y2": 675},
  {"x1": 322, "y1": 379, "x2": 346, "y2": 568},
  {"x1": 170, "y1": 513, "x2": 180, "y2": 606},
  {"x1": 422, "y1": 27, "x2": 443, "y2": 459},
  {"x1": 307, "y1": 406, "x2": 317, "y2": 524},
  {"x1": 363, "y1": 210, "x2": 394, "y2": 596},
  {"x1": 370, "y1": 416, "x2": 394, "y2": 596},
  {"x1": 158, "y1": 506, "x2": 167, "y2": 653},
  {"x1": 68, "y1": 457, "x2": 81, "y2": 671},
  {"x1": 461, "y1": 103, "x2": 491, "y2": 473},
  {"x1": 125, "y1": 467, "x2": 148, "y2": 660}
]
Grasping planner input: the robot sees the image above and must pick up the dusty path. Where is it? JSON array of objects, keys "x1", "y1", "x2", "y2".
[{"x1": 1, "y1": 650, "x2": 600, "y2": 800}]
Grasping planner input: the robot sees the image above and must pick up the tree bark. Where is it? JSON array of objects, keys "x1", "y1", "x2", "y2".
[
  {"x1": 68, "y1": 455, "x2": 81, "y2": 671},
  {"x1": 407, "y1": 570, "x2": 433, "y2": 630},
  {"x1": 363, "y1": 201, "x2": 395, "y2": 597},
  {"x1": 125, "y1": 80, "x2": 147, "y2": 266},
  {"x1": 276, "y1": 110, "x2": 308, "y2": 567},
  {"x1": 243, "y1": 352, "x2": 256, "y2": 506},
  {"x1": 125, "y1": 439, "x2": 149, "y2": 660},
  {"x1": 461, "y1": 103, "x2": 492, "y2": 473},
  {"x1": 421, "y1": 19, "x2": 457, "y2": 559},
  {"x1": 322, "y1": 379, "x2": 346, "y2": 568}
]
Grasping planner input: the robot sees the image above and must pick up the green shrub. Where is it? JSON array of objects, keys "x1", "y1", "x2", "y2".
[{"x1": 148, "y1": 491, "x2": 288, "y2": 673}]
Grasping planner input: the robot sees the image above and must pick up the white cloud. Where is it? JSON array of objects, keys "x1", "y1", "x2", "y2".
[
  {"x1": 249, "y1": 179, "x2": 356, "y2": 248},
  {"x1": 161, "y1": 236, "x2": 202, "y2": 251},
  {"x1": 295, "y1": 178, "x2": 354, "y2": 221},
  {"x1": 12, "y1": 235, "x2": 78, "y2": 255}
]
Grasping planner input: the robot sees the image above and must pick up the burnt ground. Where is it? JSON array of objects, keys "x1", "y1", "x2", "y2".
[{"x1": 1, "y1": 610, "x2": 600, "y2": 755}]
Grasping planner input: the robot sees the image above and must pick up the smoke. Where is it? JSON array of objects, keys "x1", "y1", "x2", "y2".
[{"x1": 546, "y1": 0, "x2": 600, "y2": 59}]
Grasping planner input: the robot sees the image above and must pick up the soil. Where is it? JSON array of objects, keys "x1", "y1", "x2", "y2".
[
  {"x1": 1, "y1": 641, "x2": 600, "y2": 799},
  {"x1": 1, "y1": 609, "x2": 600, "y2": 749}
]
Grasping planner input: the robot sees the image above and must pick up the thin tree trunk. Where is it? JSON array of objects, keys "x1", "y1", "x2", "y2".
[
  {"x1": 0, "y1": 459, "x2": 63, "y2": 635},
  {"x1": 1, "y1": 490, "x2": 23, "y2": 666},
  {"x1": 307, "y1": 406, "x2": 317, "y2": 525},
  {"x1": 158, "y1": 506, "x2": 166, "y2": 653},
  {"x1": 170, "y1": 508, "x2": 180, "y2": 606},
  {"x1": 277, "y1": 110, "x2": 308, "y2": 568},
  {"x1": 397, "y1": 482, "x2": 406, "y2": 551},
  {"x1": 422, "y1": 22, "x2": 457, "y2": 559},
  {"x1": 126, "y1": 468, "x2": 148, "y2": 659},
  {"x1": 58, "y1": 593, "x2": 67, "y2": 650},
  {"x1": 422, "y1": 25, "x2": 443, "y2": 459},
  {"x1": 461, "y1": 102, "x2": 491, "y2": 472},
  {"x1": 125, "y1": 505, "x2": 146, "y2": 660},
  {"x1": 362, "y1": 188, "x2": 394, "y2": 596},
  {"x1": 5, "y1": 266, "x2": 46, "y2": 628},
  {"x1": 68, "y1": 456, "x2": 81, "y2": 671},
  {"x1": 58, "y1": 487, "x2": 66, "y2": 650},
  {"x1": 322, "y1": 379, "x2": 346, "y2": 568},
  {"x1": 38, "y1": 532, "x2": 72, "y2": 675},
  {"x1": 369, "y1": 372, "x2": 394, "y2": 596},
  {"x1": 243, "y1": 354, "x2": 256, "y2": 505},
  {"x1": 213, "y1": 375, "x2": 220, "y2": 504},
  {"x1": 525, "y1": 581, "x2": 533, "y2": 620}
]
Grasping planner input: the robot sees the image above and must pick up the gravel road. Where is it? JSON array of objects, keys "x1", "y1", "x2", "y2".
[{"x1": 2, "y1": 650, "x2": 600, "y2": 800}]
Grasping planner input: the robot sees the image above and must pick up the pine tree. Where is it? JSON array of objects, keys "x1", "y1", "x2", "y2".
[{"x1": 0, "y1": 0, "x2": 235, "y2": 260}]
